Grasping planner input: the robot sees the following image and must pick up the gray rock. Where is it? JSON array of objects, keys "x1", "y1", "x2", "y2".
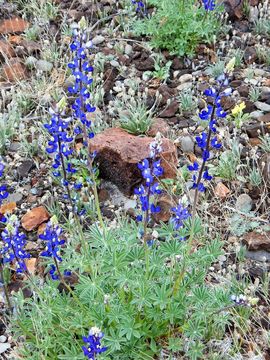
[
  {"x1": 177, "y1": 82, "x2": 192, "y2": 91},
  {"x1": 179, "y1": 73, "x2": 192, "y2": 84},
  {"x1": 110, "y1": 60, "x2": 120, "y2": 68},
  {"x1": 25, "y1": 56, "x2": 37, "y2": 68},
  {"x1": 178, "y1": 135, "x2": 194, "y2": 153},
  {"x1": 254, "y1": 68, "x2": 267, "y2": 77},
  {"x1": 250, "y1": 111, "x2": 264, "y2": 120},
  {"x1": 92, "y1": 35, "x2": 105, "y2": 45},
  {"x1": 246, "y1": 250, "x2": 270, "y2": 262},
  {"x1": 0, "y1": 343, "x2": 11, "y2": 354},
  {"x1": 6, "y1": 192, "x2": 23, "y2": 203},
  {"x1": 124, "y1": 199, "x2": 137, "y2": 211},
  {"x1": 125, "y1": 44, "x2": 133, "y2": 56},
  {"x1": 9, "y1": 142, "x2": 22, "y2": 152},
  {"x1": 17, "y1": 160, "x2": 35, "y2": 179},
  {"x1": 261, "y1": 86, "x2": 270, "y2": 97},
  {"x1": 236, "y1": 194, "x2": 253, "y2": 213},
  {"x1": 35, "y1": 60, "x2": 53, "y2": 72},
  {"x1": 254, "y1": 101, "x2": 270, "y2": 112},
  {"x1": 0, "y1": 336, "x2": 7, "y2": 343}
]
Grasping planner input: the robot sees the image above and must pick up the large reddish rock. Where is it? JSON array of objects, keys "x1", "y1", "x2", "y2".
[
  {"x1": 1, "y1": 59, "x2": 28, "y2": 81},
  {"x1": 90, "y1": 128, "x2": 178, "y2": 195},
  {"x1": 0, "y1": 17, "x2": 29, "y2": 34},
  {"x1": 0, "y1": 40, "x2": 15, "y2": 59},
  {"x1": 21, "y1": 206, "x2": 50, "y2": 231},
  {"x1": 243, "y1": 231, "x2": 270, "y2": 251}
]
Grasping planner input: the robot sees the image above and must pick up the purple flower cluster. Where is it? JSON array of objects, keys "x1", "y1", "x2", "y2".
[
  {"x1": 188, "y1": 74, "x2": 231, "y2": 192},
  {"x1": 0, "y1": 162, "x2": 8, "y2": 223},
  {"x1": 82, "y1": 327, "x2": 107, "y2": 359},
  {"x1": 170, "y1": 202, "x2": 191, "y2": 231},
  {"x1": 0, "y1": 216, "x2": 30, "y2": 273},
  {"x1": 45, "y1": 106, "x2": 76, "y2": 189},
  {"x1": 202, "y1": 0, "x2": 216, "y2": 11},
  {"x1": 230, "y1": 294, "x2": 249, "y2": 306},
  {"x1": 39, "y1": 221, "x2": 66, "y2": 280},
  {"x1": 134, "y1": 139, "x2": 163, "y2": 222},
  {"x1": 131, "y1": 0, "x2": 145, "y2": 12},
  {"x1": 68, "y1": 26, "x2": 96, "y2": 146}
]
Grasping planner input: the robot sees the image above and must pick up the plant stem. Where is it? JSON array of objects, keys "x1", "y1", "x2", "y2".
[
  {"x1": 172, "y1": 102, "x2": 217, "y2": 296},
  {"x1": 78, "y1": 53, "x2": 105, "y2": 231},
  {"x1": 0, "y1": 265, "x2": 12, "y2": 312}
]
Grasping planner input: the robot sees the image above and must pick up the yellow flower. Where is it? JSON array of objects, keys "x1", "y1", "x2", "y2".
[{"x1": 231, "y1": 102, "x2": 246, "y2": 117}]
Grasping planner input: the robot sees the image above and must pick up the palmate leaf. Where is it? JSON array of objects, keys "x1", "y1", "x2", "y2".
[{"x1": 159, "y1": 238, "x2": 183, "y2": 258}]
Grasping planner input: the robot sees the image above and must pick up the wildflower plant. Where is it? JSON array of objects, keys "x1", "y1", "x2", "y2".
[
  {"x1": 0, "y1": 215, "x2": 30, "y2": 274},
  {"x1": 132, "y1": 0, "x2": 221, "y2": 56},
  {"x1": 0, "y1": 161, "x2": 8, "y2": 223},
  {"x1": 82, "y1": 327, "x2": 107, "y2": 359},
  {"x1": 68, "y1": 17, "x2": 104, "y2": 228}
]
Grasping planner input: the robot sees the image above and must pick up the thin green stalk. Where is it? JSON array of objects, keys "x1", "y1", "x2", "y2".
[{"x1": 0, "y1": 266, "x2": 12, "y2": 312}]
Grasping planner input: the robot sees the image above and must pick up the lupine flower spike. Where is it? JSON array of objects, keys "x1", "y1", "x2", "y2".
[
  {"x1": 187, "y1": 68, "x2": 232, "y2": 194},
  {"x1": 0, "y1": 160, "x2": 9, "y2": 223},
  {"x1": 82, "y1": 327, "x2": 107, "y2": 359},
  {"x1": 39, "y1": 216, "x2": 66, "y2": 280},
  {"x1": 68, "y1": 17, "x2": 104, "y2": 228},
  {"x1": 0, "y1": 215, "x2": 30, "y2": 273},
  {"x1": 45, "y1": 98, "x2": 76, "y2": 209},
  {"x1": 131, "y1": 0, "x2": 146, "y2": 14},
  {"x1": 202, "y1": 0, "x2": 216, "y2": 11},
  {"x1": 134, "y1": 134, "x2": 164, "y2": 242},
  {"x1": 171, "y1": 202, "x2": 191, "y2": 231}
]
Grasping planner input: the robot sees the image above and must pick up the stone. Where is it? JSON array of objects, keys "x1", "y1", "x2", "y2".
[
  {"x1": 236, "y1": 193, "x2": 253, "y2": 212},
  {"x1": 223, "y1": 0, "x2": 243, "y2": 19},
  {"x1": 157, "y1": 85, "x2": 177, "y2": 106},
  {"x1": 245, "y1": 250, "x2": 270, "y2": 262},
  {"x1": 244, "y1": 47, "x2": 257, "y2": 64},
  {"x1": 21, "y1": 206, "x2": 50, "y2": 231},
  {"x1": 0, "y1": 39, "x2": 15, "y2": 58},
  {"x1": 1, "y1": 59, "x2": 28, "y2": 81},
  {"x1": 250, "y1": 111, "x2": 264, "y2": 120},
  {"x1": 90, "y1": 128, "x2": 178, "y2": 195},
  {"x1": 110, "y1": 60, "x2": 120, "y2": 68},
  {"x1": 255, "y1": 101, "x2": 270, "y2": 112},
  {"x1": 7, "y1": 192, "x2": 23, "y2": 203},
  {"x1": 134, "y1": 56, "x2": 155, "y2": 71},
  {"x1": 259, "y1": 153, "x2": 270, "y2": 186},
  {"x1": 17, "y1": 159, "x2": 35, "y2": 179},
  {"x1": 171, "y1": 57, "x2": 184, "y2": 70},
  {"x1": 0, "y1": 17, "x2": 29, "y2": 34},
  {"x1": 179, "y1": 73, "x2": 192, "y2": 84},
  {"x1": 147, "y1": 118, "x2": 170, "y2": 137},
  {"x1": 237, "y1": 84, "x2": 249, "y2": 98},
  {"x1": 25, "y1": 56, "x2": 37, "y2": 68},
  {"x1": 153, "y1": 194, "x2": 174, "y2": 223},
  {"x1": 125, "y1": 44, "x2": 132, "y2": 55},
  {"x1": 0, "y1": 336, "x2": 7, "y2": 343},
  {"x1": 177, "y1": 135, "x2": 194, "y2": 153},
  {"x1": 0, "y1": 343, "x2": 10, "y2": 354},
  {"x1": 243, "y1": 231, "x2": 270, "y2": 251},
  {"x1": 159, "y1": 100, "x2": 179, "y2": 118},
  {"x1": 92, "y1": 35, "x2": 105, "y2": 45},
  {"x1": 214, "y1": 182, "x2": 230, "y2": 199},
  {"x1": 35, "y1": 59, "x2": 53, "y2": 72}
]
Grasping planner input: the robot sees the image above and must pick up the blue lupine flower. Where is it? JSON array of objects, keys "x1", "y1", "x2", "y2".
[
  {"x1": 171, "y1": 202, "x2": 191, "y2": 230},
  {"x1": 0, "y1": 216, "x2": 30, "y2": 273},
  {"x1": 44, "y1": 106, "x2": 74, "y2": 194},
  {"x1": 49, "y1": 264, "x2": 59, "y2": 280},
  {"x1": 134, "y1": 138, "x2": 164, "y2": 225},
  {"x1": 82, "y1": 327, "x2": 107, "y2": 359},
  {"x1": 188, "y1": 72, "x2": 231, "y2": 192},
  {"x1": 131, "y1": 0, "x2": 145, "y2": 12},
  {"x1": 0, "y1": 162, "x2": 9, "y2": 223},
  {"x1": 39, "y1": 221, "x2": 65, "y2": 262},
  {"x1": 202, "y1": 0, "x2": 216, "y2": 11}
]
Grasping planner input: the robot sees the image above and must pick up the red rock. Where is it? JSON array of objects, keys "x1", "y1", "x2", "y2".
[
  {"x1": 159, "y1": 100, "x2": 179, "y2": 118},
  {"x1": 223, "y1": 0, "x2": 243, "y2": 19},
  {"x1": 21, "y1": 206, "x2": 50, "y2": 231},
  {"x1": 153, "y1": 194, "x2": 174, "y2": 223},
  {"x1": 214, "y1": 182, "x2": 230, "y2": 199},
  {"x1": 147, "y1": 118, "x2": 170, "y2": 137},
  {"x1": 0, "y1": 40, "x2": 15, "y2": 59},
  {"x1": 0, "y1": 17, "x2": 29, "y2": 34},
  {"x1": 243, "y1": 231, "x2": 270, "y2": 251},
  {"x1": 90, "y1": 128, "x2": 178, "y2": 195},
  {"x1": 1, "y1": 59, "x2": 28, "y2": 82}
]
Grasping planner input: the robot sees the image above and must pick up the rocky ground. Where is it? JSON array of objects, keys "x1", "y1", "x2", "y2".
[{"x1": 0, "y1": 0, "x2": 270, "y2": 358}]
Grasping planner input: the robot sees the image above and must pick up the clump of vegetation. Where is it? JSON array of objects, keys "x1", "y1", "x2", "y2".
[{"x1": 133, "y1": 0, "x2": 221, "y2": 56}]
